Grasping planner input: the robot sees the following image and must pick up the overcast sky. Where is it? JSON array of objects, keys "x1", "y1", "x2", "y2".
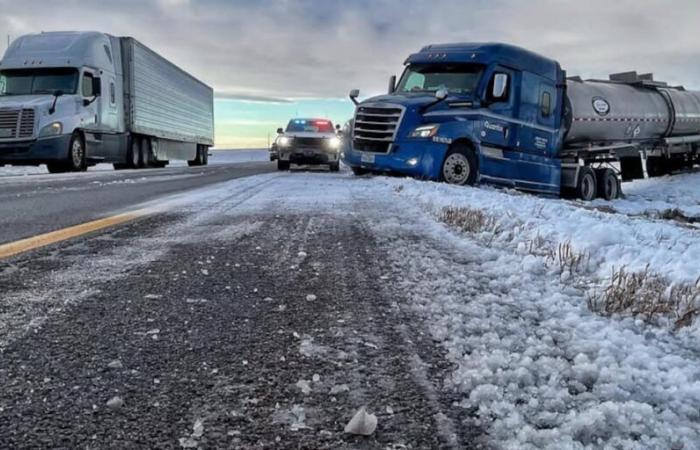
[{"x1": 2, "y1": 0, "x2": 700, "y2": 147}]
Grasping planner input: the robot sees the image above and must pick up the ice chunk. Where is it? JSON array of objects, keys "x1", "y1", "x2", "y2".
[{"x1": 344, "y1": 407, "x2": 377, "y2": 436}]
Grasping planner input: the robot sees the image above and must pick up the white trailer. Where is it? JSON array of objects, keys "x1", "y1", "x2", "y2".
[{"x1": 0, "y1": 31, "x2": 214, "y2": 172}]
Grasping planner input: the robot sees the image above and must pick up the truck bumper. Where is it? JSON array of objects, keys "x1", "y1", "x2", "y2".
[
  {"x1": 0, "y1": 135, "x2": 71, "y2": 165},
  {"x1": 342, "y1": 140, "x2": 448, "y2": 180},
  {"x1": 279, "y1": 149, "x2": 339, "y2": 165}
]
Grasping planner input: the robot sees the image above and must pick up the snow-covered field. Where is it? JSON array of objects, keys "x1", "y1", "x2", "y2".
[
  {"x1": 189, "y1": 168, "x2": 700, "y2": 449},
  {"x1": 0, "y1": 149, "x2": 268, "y2": 177}
]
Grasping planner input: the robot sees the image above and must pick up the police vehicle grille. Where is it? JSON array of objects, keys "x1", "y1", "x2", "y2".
[
  {"x1": 353, "y1": 105, "x2": 403, "y2": 153},
  {"x1": 293, "y1": 137, "x2": 325, "y2": 148}
]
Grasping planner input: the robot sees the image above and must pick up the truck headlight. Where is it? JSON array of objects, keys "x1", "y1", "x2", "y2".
[
  {"x1": 38, "y1": 122, "x2": 63, "y2": 138},
  {"x1": 409, "y1": 124, "x2": 440, "y2": 139},
  {"x1": 277, "y1": 136, "x2": 291, "y2": 147},
  {"x1": 328, "y1": 137, "x2": 341, "y2": 149}
]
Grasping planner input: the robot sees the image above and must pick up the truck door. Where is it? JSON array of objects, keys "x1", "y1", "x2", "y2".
[
  {"x1": 480, "y1": 68, "x2": 517, "y2": 149},
  {"x1": 80, "y1": 70, "x2": 101, "y2": 132}
]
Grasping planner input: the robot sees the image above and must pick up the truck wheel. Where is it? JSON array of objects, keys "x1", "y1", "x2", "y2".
[
  {"x1": 129, "y1": 137, "x2": 141, "y2": 169},
  {"x1": 188, "y1": 145, "x2": 206, "y2": 167},
  {"x1": 596, "y1": 168, "x2": 620, "y2": 201},
  {"x1": 277, "y1": 160, "x2": 290, "y2": 171},
  {"x1": 576, "y1": 167, "x2": 597, "y2": 201},
  {"x1": 139, "y1": 138, "x2": 151, "y2": 168},
  {"x1": 65, "y1": 133, "x2": 87, "y2": 172},
  {"x1": 351, "y1": 166, "x2": 369, "y2": 176},
  {"x1": 329, "y1": 162, "x2": 340, "y2": 172},
  {"x1": 441, "y1": 144, "x2": 477, "y2": 186}
]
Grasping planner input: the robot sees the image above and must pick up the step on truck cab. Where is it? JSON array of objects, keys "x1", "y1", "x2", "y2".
[
  {"x1": 273, "y1": 118, "x2": 342, "y2": 171},
  {"x1": 0, "y1": 31, "x2": 214, "y2": 173},
  {"x1": 342, "y1": 42, "x2": 700, "y2": 200}
]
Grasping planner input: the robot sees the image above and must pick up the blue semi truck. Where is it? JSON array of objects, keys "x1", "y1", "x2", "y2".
[{"x1": 342, "y1": 43, "x2": 700, "y2": 200}]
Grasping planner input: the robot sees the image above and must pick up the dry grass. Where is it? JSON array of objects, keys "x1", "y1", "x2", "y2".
[
  {"x1": 545, "y1": 241, "x2": 590, "y2": 274},
  {"x1": 588, "y1": 266, "x2": 700, "y2": 329},
  {"x1": 439, "y1": 206, "x2": 501, "y2": 236}
]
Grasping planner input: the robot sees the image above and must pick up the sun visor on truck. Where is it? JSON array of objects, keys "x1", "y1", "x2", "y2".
[{"x1": 404, "y1": 52, "x2": 482, "y2": 65}]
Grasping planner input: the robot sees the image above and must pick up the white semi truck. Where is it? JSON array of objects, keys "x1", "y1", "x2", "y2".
[{"x1": 0, "y1": 31, "x2": 214, "y2": 173}]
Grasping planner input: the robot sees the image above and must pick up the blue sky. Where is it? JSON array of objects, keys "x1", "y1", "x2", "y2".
[{"x1": 2, "y1": 0, "x2": 700, "y2": 148}]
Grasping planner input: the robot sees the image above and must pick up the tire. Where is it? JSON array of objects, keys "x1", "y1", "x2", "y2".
[
  {"x1": 139, "y1": 138, "x2": 151, "y2": 168},
  {"x1": 329, "y1": 162, "x2": 340, "y2": 172},
  {"x1": 441, "y1": 143, "x2": 478, "y2": 186},
  {"x1": 188, "y1": 145, "x2": 207, "y2": 167},
  {"x1": 66, "y1": 133, "x2": 87, "y2": 172},
  {"x1": 113, "y1": 163, "x2": 128, "y2": 171},
  {"x1": 596, "y1": 168, "x2": 620, "y2": 201},
  {"x1": 351, "y1": 166, "x2": 369, "y2": 176},
  {"x1": 128, "y1": 137, "x2": 141, "y2": 169},
  {"x1": 277, "y1": 160, "x2": 290, "y2": 171},
  {"x1": 576, "y1": 167, "x2": 597, "y2": 201}
]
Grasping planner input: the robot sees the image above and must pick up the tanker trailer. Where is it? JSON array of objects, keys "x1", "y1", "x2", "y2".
[{"x1": 562, "y1": 73, "x2": 700, "y2": 186}]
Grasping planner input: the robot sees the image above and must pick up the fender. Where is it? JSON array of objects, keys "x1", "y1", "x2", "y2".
[{"x1": 425, "y1": 119, "x2": 482, "y2": 179}]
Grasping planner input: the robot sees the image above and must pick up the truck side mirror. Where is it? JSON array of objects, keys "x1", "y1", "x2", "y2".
[
  {"x1": 435, "y1": 88, "x2": 449, "y2": 101},
  {"x1": 92, "y1": 77, "x2": 102, "y2": 96},
  {"x1": 492, "y1": 73, "x2": 508, "y2": 100},
  {"x1": 349, "y1": 89, "x2": 360, "y2": 105},
  {"x1": 277, "y1": 127, "x2": 284, "y2": 134},
  {"x1": 388, "y1": 75, "x2": 396, "y2": 94}
]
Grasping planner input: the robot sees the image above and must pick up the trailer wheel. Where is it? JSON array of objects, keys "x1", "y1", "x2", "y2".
[
  {"x1": 596, "y1": 168, "x2": 620, "y2": 201},
  {"x1": 576, "y1": 167, "x2": 597, "y2": 201},
  {"x1": 188, "y1": 145, "x2": 207, "y2": 167},
  {"x1": 139, "y1": 138, "x2": 151, "y2": 168},
  {"x1": 129, "y1": 137, "x2": 141, "y2": 169},
  {"x1": 277, "y1": 160, "x2": 290, "y2": 171},
  {"x1": 441, "y1": 143, "x2": 477, "y2": 186}
]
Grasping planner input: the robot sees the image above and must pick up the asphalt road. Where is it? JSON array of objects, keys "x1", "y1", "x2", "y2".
[
  {"x1": 0, "y1": 161, "x2": 276, "y2": 245},
  {"x1": 0, "y1": 170, "x2": 485, "y2": 449}
]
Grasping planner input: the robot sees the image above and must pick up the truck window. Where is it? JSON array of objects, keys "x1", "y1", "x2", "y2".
[
  {"x1": 0, "y1": 68, "x2": 79, "y2": 96},
  {"x1": 396, "y1": 64, "x2": 483, "y2": 95},
  {"x1": 82, "y1": 73, "x2": 95, "y2": 97},
  {"x1": 110, "y1": 82, "x2": 116, "y2": 105},
  {"x1": 541, "y1": 91, "x2": 552, "y2": 117}
]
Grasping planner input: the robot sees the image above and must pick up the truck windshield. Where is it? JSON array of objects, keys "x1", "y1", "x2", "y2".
[
  {"x1": 396, "y1": 64, "x2": 483, "y2": 95},
  {"x1": 0, "y1": 68, "x2": 79, "y2": 96},
  {"x1": 286, "y1": 119, "x2": 334, "y2": 133}
]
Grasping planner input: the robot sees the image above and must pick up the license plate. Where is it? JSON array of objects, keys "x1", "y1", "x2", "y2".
[
  {"x1": 361, "y1": 152, "x2": 375, "y2": 164},
  {"x1": 0, "y1": 129, "x2": 13, "y2": 138}
]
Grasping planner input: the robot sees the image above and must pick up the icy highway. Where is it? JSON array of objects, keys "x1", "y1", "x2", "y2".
[{"x1": 1, "y1": 151, "x2": 700, "y2": 448}]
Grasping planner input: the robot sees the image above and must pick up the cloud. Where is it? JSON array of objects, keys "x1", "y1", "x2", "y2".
[
  {"x1": 215, "y1": 92, "x2": 293, "y2": 104},
  {"x1": 1, "y1": 0, "x2": 699, "y2": 99}
]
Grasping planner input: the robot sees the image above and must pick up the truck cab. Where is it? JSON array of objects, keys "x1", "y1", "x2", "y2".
[
  {"x1": 0, "y1": 31, "x2": 122, "y2": 173},
  {"x1": 342, "y1": 43, "x2": 567, "y2": 195},
  {"x1": 273, "y1": 118, "x2": 342, "y2": 172}
]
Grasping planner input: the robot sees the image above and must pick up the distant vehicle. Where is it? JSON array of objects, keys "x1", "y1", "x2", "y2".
[
  {"x1": 0, "y1": 31, "x2": 214, "y2": 173},
  {"x1": 272, "y1": 118, "x2": 341, "y2": 171},
  {"x1": 343, "y1": 42, "x2": 700, "y2": 200}
]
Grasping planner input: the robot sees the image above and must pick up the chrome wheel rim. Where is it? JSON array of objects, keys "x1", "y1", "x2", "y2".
[
  {"x1": 71, "y1": 139, "x2": 83, "y2": 168},
  {"x1": 443, "y1": 153, "x2": 471, "y2": 185}
]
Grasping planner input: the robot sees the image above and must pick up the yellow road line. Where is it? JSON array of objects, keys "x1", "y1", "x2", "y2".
[{"x1": 0, "y1": 209, "x2": 151, "y2": 260}]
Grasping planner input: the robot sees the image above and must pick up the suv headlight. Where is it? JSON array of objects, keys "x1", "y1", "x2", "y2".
[
  {"x1": 39, "y1": 121, "x2": 63, "y2": 138},
  {"x1": 409, "y1": 124, "x2": 440, "y2": 139},
  {"x1": 277, "y1": 136, "x2": 291, "y2": 147},
  {"x1": 327, "y1": 137, "x2": 341, "y2": 149}
]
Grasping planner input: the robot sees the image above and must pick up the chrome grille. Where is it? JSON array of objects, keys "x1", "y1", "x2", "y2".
[
  {"x1": 18, "y1": 109, "x2": 35, "y2": 138},
  {"x1": 0, "y1": 109, "x2": 20, "y2": 138},
  {"x1": 0, "y1": 108, "x2": 35, "y2": 139},
  {"x1": 353, "y1": 104, "x2": 404, "y2": 153}
]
